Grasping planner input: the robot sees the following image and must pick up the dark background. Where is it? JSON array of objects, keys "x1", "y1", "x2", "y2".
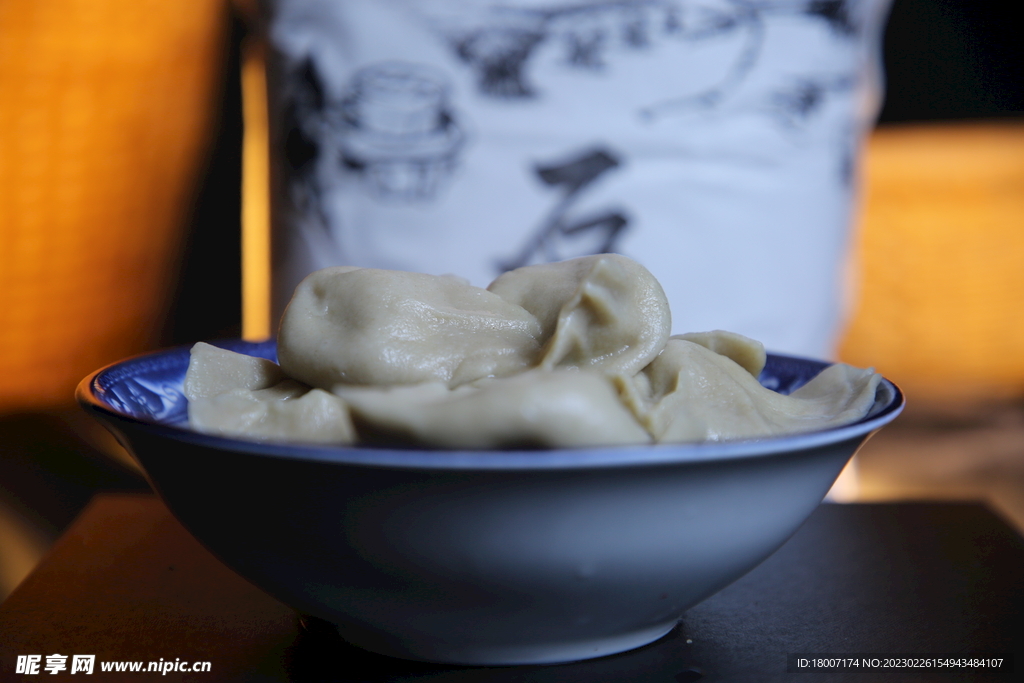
[{"x1": 879, "y1": 0, "x2": 1022, "y2": 123}]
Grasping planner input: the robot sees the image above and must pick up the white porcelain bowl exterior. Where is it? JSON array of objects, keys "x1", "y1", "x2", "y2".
[{"x1": 78, "y1": 340, "x2": 903, "y2": 665}]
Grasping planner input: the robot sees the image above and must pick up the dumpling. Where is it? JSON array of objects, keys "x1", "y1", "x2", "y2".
[
  {"x1": 334, "y1": 369, "x2": 650, "y2": 449},
  {"x1": 189, "y1": 381, "x2": 355, "y2": 444},
  {"x1": 183, "y1": 343, "x2": 355, "y2": 444},
  {"x1": 277, "y1": 267, "x2": 544, "y2": 389},
  {"x1": 488, "y1": 254, "x2": 671, "y2": 377},
  {"x1": 183, "y1": 341, "x2": 285, "y2": 400},
  {"x1": 618, "y1": 339, "x2": 880, "y2": 443}
]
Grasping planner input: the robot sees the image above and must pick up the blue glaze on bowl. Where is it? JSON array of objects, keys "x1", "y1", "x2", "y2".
[
  {"x1": 83, "y1": 340, "x2": 901, "y2": 471},
  {"x1": 78, "y1": 341, "x2": 903, "y2": 665}
]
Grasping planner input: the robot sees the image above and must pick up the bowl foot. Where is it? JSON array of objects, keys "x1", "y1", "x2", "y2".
[{"x1": 304, "y1": 616, "x2": 680, "y2": 666}]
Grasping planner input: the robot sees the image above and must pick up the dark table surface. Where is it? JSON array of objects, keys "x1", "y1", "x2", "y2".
[{"x1": 1, "y1": 495, "x2": 1021, "y2": 682}]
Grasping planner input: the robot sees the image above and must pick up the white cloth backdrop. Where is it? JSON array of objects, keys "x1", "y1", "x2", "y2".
[{"x1": 264, "y1": 0, "x2": 889, "y2": 358}]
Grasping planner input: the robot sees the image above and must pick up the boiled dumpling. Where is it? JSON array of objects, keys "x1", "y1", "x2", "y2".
[
  {"x1": 278, "y1": 267, "x2": 543, "y2": 389},
  {"x1": 189, "y1": 381, "x2": 355, "y2": 444},
  {"x1": 184, "y1": 344, "x2": 355, "y2": 444},
  {"x1": 488, "y1": 254, "x2": 670, "y2": 377},
  {"x1": 334, "y1": 369, "x2": 650, "y2": 449},
  {"x1": 619, "y1": 339, "x2": 880, "y2": 443},
  {"x1": 183, "y1": 341, "x2": 285, "y2": 400}
]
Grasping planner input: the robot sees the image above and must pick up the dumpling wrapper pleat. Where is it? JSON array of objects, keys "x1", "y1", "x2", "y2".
[
  {"x1": 488, "y1": 254, "x2": 670, "y2": 377},
  {"x1": 671, "y1": 330, "x2": 766, "y2": 378}
]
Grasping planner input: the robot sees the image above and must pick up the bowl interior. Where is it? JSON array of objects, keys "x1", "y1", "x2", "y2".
[
  {"x1": 87, "y1": 339, "x2": 857, "y2": 425},
  {"x1": 79, "y1": 340, "x2": 904, "y2": 470}
]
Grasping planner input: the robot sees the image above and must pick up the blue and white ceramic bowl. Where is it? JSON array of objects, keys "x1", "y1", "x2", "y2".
[{"x1": 78, "y1": 340, "x2": 903, "y2": 666}]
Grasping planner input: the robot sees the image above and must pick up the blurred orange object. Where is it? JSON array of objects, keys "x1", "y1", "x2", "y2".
[
  {"x1": 0, "y1": 0, "x2": 230, "y2": 412},
  {"x1": 241, "y1": 37, "x2": 271, "y2": 342},
  {"x1": 840, "y1": 122, "x2": 1024, "y2": 400}
]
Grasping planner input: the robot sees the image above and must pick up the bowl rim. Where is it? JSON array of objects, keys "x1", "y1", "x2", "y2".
[{"x1": 77, "y1": 343, "x2": 905, "y2": 472}]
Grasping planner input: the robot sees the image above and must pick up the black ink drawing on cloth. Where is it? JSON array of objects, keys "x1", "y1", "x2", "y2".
[
  {"x1": 280, "y1": 59, "x2": 466, "y2": 208},
  {"x1": 497, "y1": 147, "x2": 630, "y2": 272},
  {"x1": 336, "y1": 62, "x2": 466, "y2": 202},
  {"x1": 423, "y1": 0, "x2": 862, "y2": 121}
]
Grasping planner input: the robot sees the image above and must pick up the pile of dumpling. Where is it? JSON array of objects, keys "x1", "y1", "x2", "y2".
[{"x1": 184, "y1": 255, "x2": 880, "y2": 448}]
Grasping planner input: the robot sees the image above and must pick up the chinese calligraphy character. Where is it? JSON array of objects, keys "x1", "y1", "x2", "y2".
[{"x1": 497, "y1": 147, "x2": 628, "y2": 272}]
